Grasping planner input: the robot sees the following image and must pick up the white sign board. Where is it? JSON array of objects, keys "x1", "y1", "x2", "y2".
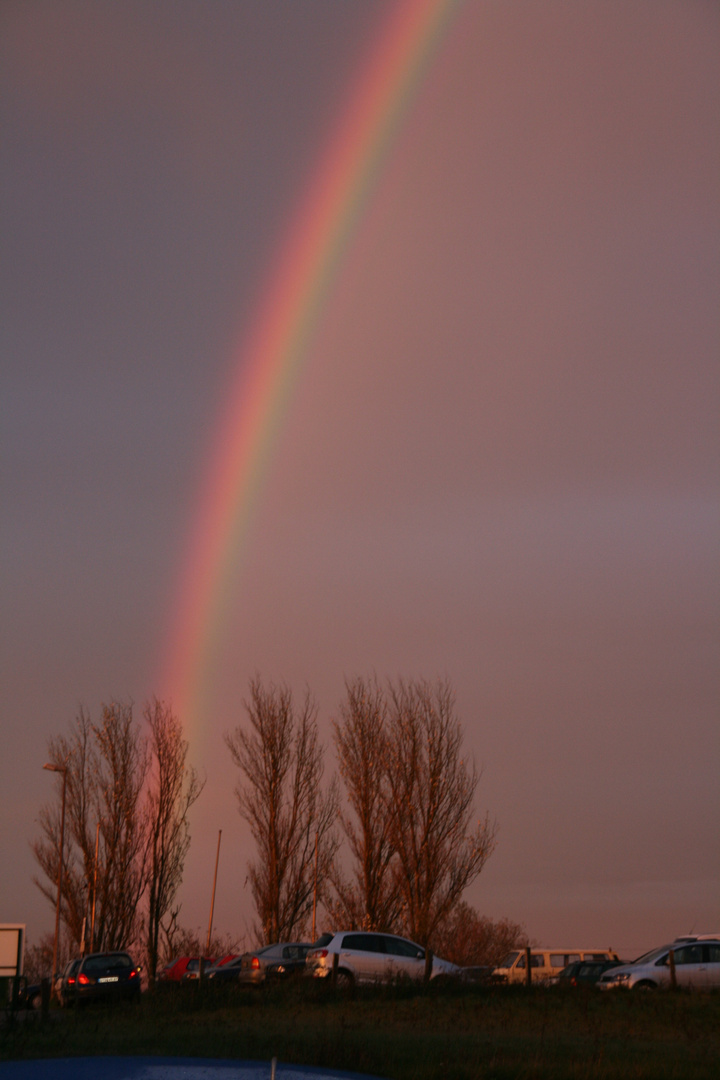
[{"x1": 0, "y1": 925, "x2": 25, "y2": 977}]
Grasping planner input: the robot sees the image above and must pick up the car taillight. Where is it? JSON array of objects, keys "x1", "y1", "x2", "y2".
[
  {"x1": 309, "y1": 949, "x2": 328, "y2": 959},
  {"x1": 130, "y1": 969, "x2": 139, "y2": 979},
  {"x1": 251, "y1": 957, "x2": 260, "y2": 970},
  {"x1": 78, "y1": 974, "x2": 90, "y2": 985},
  {"x1": 68, "y1": 976, "x2": 76, "y2": 985}
]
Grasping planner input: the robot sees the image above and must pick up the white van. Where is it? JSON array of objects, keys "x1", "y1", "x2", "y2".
[{"x1": 494, "y1": 947, "x2": 619, "y2": 985}]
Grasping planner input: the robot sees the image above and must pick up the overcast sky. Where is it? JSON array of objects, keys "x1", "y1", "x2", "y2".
[{"x1": 2, "y1": 0, "x2": 718, "y2": 960}]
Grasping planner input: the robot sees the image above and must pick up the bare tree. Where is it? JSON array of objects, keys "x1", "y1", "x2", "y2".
[
  {"x1": 430, "y1": 901, "x2": 528, "y2": 968},
  {"x1": 144, "y1": 699, "x2": 204, "y2": 986},
  {"x1": 33, "y1": 711, "x2": 96, "y2": 948},
  {"x1": 34, "y1": 701, "x2": 205, "y2": 962},
  {"x1": 33, "y1": 702, "x2": 149, "y2": 953},
  {"x1": 225, "y1": 678, "x2": 338, "y2": 943},
  {"x1": 91, "y1": 702, "x2": 148, "y2": 948},
  {"x1": 330, "y1": 677, "x2": 400, "y2": 931},
  {"x1": 385, "y1": 678, "x2": 496, "y2": 946}
]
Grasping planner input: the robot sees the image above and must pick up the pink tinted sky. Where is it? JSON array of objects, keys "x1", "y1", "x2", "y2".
[{"x1": 1, "y1": 0, "x2": 718, "y2": 959}]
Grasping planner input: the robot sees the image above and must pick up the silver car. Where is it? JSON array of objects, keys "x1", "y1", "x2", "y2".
[
  {"x1": 228, "y1": 942, "x2": 312, "y2": 985},
  {"x1": 306, "y1": 930, "x2": 461, "y2": 986},
  {"x1": 598, "y1": 935, "x2": 720, "y2": 990}
]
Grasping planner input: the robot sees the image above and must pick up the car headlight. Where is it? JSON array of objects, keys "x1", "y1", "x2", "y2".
[{"x1": 606, "y1": 972, "x2": 630, "y2": 983}]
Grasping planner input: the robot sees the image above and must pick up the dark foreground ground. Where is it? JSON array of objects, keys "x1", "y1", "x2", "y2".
[{"x1": 2, "y1": 980, "x2": 719, "y2": 1080}]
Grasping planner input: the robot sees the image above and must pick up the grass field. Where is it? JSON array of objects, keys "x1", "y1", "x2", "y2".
[{"x1": 2, "y1": 981, "x2": 719, "y2": 1079}]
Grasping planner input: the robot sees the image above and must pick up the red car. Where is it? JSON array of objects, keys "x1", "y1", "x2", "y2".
[{"x1": 157, "y1": 956, "x2": 214, "y2": 982}]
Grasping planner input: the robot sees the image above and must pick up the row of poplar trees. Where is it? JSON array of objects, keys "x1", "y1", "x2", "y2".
[{"x1": 34, "y1": 676, "x2": 497, "y2": 980}]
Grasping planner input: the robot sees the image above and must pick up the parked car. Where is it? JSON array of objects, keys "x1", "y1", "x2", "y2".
[
  {"x1": 235, "y1": 942, "x2": 312, "y2": 985},
  {"x1": 557, "y1": 960, "x2": 624, "y2": 988},
  {"x1": 205, "y1": 955, "x2": 246, "y2": 983},
  {"x1": 58, "y1": 957, "x2": 82, "y2": 1007},
  {"x1": 493, "y1": 948, "x2": 620, "y2": 985},
  {"x1": 67, "y1": 951, "x2": 141, "y2": 1006},
  {"x1": 214, "y1": 954, "x2": 240, "y2": 968},
  {"x1": 181, "y1": 956, "x2": 237, "y2": 981},
  {"x1": 598, "y1": 936, "x2": 720, "y2": 991},
  {"x1": 461, "y1": 966, "x2": 494, "y2": 984},
  {"x1": 306, "y1": 931, "x2": 461, "y2": 986},
  {"x1": 18, "y1": 980, "x2": 43, "y2": 1010},
  {"x1": 157, "y1": 956, "x2": 214, "y2": 982}
]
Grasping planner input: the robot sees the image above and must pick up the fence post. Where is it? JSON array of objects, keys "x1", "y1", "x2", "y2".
[
  {"x1": 668, "y1": 949, "x2": 677, "y2": 990},
  {"x1": 41, "y1": 977, "x2": 50, "y2": 1019},
  {"x1": 331, "y1": 952, "x2": 338, "y2": 988},
  {"x1": 424, "y1": 949, "x2": 433, "y2": 984},
  {"x1": 525, "y1": 947, "x2": 532, "y2": 988}
]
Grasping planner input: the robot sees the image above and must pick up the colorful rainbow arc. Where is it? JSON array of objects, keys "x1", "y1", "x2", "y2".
[{"x1": 159, "y1": 0, "x2": 459, "y2": 733}]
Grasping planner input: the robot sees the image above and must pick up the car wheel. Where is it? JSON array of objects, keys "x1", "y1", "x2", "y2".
[
  {"x1": 633, "y1": 980, "x2": 657, "y2": 990},
  {"x1": 335, "y1": 970, "x2": 354, "y2": 988},
  {"x1": 30, "y1": 994, "x2": 42, "y2": 1010}
]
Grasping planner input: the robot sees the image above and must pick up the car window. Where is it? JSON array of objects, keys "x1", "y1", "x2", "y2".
[
  {"x1": 342, "y1": 933, "x2": 386, "y2": 953},
  {"x1": 706, "y1": 944, "x2": 720, "y2": 963},
  {"x1": 383, "y1": 936, "x2": 423, "y2": 959},
  {"x1": 674, "y1": 945, "x2": 703, "y2": 965},
  {"x1": 550, "y1": 954, "x2": 569, "y2": 968},
  {"x1": 341, "y1": 934, "x2": 366, "y2": 951},
  {"x1": 82, "y1": 958, "x2": 97, "y2": 975},
  {"x1": 517, "y1": 954, "x2": 543, "y2": 969},
  {"x1": 498, "y1": 952, "x2": 520, "y2": 969}
]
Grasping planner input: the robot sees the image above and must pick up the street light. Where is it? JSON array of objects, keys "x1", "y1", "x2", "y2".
[{"x1": 43, "y1": 762, "x2": 68, "y2": 998}]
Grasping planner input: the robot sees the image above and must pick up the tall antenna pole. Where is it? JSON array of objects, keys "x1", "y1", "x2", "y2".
[{"x1": 206, "y1": 829, "x2": 222, "y2": 955}]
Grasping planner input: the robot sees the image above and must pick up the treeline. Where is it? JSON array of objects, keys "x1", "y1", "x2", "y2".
[{"x1": 34, "y1": 676, "x2": 524, "y2": 980}]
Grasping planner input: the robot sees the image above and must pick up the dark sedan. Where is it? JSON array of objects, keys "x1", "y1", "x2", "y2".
[
  {"x1": 557, "y1": 959, "x2": 624, "y2": 988},
  {"x1": 69, "y1": 951, "x2": 141, "y2": 1006}
]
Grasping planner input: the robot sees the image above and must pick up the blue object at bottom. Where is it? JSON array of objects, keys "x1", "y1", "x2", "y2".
[{"x1": 0, "y1": 1058, "x2": 386, "y2": 1080}]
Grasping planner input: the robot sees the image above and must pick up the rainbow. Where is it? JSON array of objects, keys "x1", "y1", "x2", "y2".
[{"x1": 159, "y1": 0, "x2": 460, "y2": 733}]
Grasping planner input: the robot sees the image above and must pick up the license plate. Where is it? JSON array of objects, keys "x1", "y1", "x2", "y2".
[{"x1": 99, "y1": 976, "x2": 119, "y2": 983}]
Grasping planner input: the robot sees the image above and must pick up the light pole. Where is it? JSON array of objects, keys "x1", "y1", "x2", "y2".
[{"x1": 43, "y1": 762, "x2": 68, "y2": 997}]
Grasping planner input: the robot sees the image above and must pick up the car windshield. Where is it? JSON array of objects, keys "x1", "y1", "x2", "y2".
[
  {"x1": 630, "y1": 946, "x2": 670, "y2": 965},
  {"x1": 84, "y1": 954, "x2": 131, "y2": 974},
  {"x1": 497, "y1": 952, "x2": 520, "y2": 968}
]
